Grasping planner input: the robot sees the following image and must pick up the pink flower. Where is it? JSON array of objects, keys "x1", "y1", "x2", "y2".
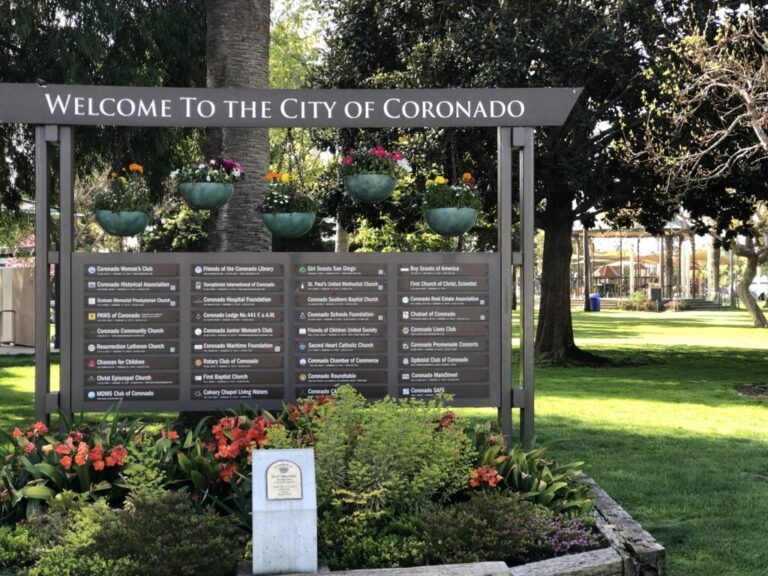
[
  {"x1": 392, "y1": 152, "x2": 403, "y2": 161},
  {"x1": 342, "y1": 156, "x2": 353, "y2": 166}
]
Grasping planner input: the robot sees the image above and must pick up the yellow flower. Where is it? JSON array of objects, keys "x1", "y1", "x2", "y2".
[
  {"x1": 462, "y1": 172, "x2": 473, "y2": 182},
  {"x1": 426, "y1": 179, "x2": 435, "y2": 186},
  {"x1": 398, "y1": 135, "x2": 408, "y2": 144},
  {"x1": 128, "y1": 163, "x2": 143, "y2": 174},
  {"x1": 280, "y1": 173, "x2": 290, "y2": 184},
  {"x1": 109, "y1": 171, "x2": 117, "y2": 179},
  {"x1": 119, "y1": 177, "x2": 128, "y2": 185},
  {"x1": 435, "y1": 176, "x2": 448, "y2": 185}
]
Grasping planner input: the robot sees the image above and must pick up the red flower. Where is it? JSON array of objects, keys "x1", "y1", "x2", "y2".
[
  {"x1": 23, "y1": 443, "x2": 36, "y2": 454},
  {"x1": 105, "y1": 456, "x2": 116, "y2": 467},
  {"x1": 168, "y1": 430, "x2": 179, "y2": 440},
  {"x1": 219, "y1": 462, "x2": 238, "y2": 483},
  {"x1": 92, "y1": 460, "x2": 105, "y2": 471},
  {"x1": 90, "y1": 445, "x2": 104, "y2": 463},
  {"x1": 470, "y1": 465, "x2": 503, "y2": 489},
  {"x1": 74, "y1": 453, "x2": 88, "y2": 467},
  {"x1": 109, "y1": 445, "x2": 128, "y2": 466},
  {"x1": 30, "y1": 421, "x2": 49, "y2": 436},
  {"x1": 60, "y1": 455, "x2": 73, "y2": 470},
  {"x1": 70, "y1": 431, "x2": 83, "y2": 443},
  {"x1": 11, "y1": 428, "x2": 22, "y2": 440}
]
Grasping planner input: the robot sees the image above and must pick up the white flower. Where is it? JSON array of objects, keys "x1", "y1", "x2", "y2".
[
  {"x1": 397, "y1": 159, "x2": 412, "y2": 173},
  {"x1": 210, "y1": 159, "x2": 216, "y2": 165},
  {"x1": 231, "y1": 169, "x2": 241, "y2": 179},
  {"x1": 206, "y1": 176, "x2": 211, "y2": 182},
  {"x1": 170, "y1": 169, "x2": 179, "y2": 178},
  {"x1": 198, "y1": 163, "x2": 206, "y2": 169}
]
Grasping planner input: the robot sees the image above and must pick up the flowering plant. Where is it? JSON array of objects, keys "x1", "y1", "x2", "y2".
[
  {"x1": 171, "y1": 158, "x2": 244, "y2": 184},
  {"x1": 422, "y1": 172, "x2": 482, "y2": 212},
  {"x1": 1, "y1": 420, "x2": 133, "y2": 522},
  {"x1": 93, "y1": 163, "x2": 151, "y2": 212},
  {"x1": 259, "y1": 170, "x2": 319, "y2": 213},
  {"x1": 341, "y1": 146, "x2": 410, "y2": 178}
]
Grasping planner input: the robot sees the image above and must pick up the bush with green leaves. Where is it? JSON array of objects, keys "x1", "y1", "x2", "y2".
[
  {"x1": 419, "y1": 491, "x2": 602, "y2": 566},
  {"x1": 26, "y1": 492, "x2": 241, "y2": 576},
  {"x1": 475, "y1": 441, "x2": 594, "y2": 516},
  {"x1": 307, "y1": 386, "x2": 474, "y2": 515},
  {"x1": 0, "y1": 524, "x2": 34, "y2": 572}
]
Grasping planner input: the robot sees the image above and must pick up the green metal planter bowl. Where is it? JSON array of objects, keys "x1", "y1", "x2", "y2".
[
  {"x1": 95, "y1": 210, "x2": 150, "y2": 237},
  {"x1": 262, "y1": 212, "x2": 316, "y2": 239},
  {"x1": 179, "y1": 182, "x2": 234, "y2": 210},
  {"x1": 345, "y1": 174, "x2": 396, "y2": 203},
  {"x1": 425, "y1": 207, "x2": 479, "y2": 236}
]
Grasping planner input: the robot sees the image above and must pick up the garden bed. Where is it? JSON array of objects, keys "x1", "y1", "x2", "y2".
[{"x1": 238, "y1": 478, "x2": 665, "y2": 576}]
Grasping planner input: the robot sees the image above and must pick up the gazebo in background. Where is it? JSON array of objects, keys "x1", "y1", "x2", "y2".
[{"x1": 571, "y1": 214, "x2": 736, "y2": 310}]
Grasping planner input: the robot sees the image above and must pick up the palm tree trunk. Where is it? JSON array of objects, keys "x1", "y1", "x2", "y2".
[{"x1": 205, "y1": 0, "x2": 271, "y2": 252}]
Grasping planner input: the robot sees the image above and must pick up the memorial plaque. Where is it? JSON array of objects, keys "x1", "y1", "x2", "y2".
[{"x1": 266, "y1": 460, "x2": 303, "y2": 501}]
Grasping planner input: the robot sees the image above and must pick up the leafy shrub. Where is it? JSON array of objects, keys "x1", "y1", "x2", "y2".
[
  {"x1": 419, "y1": 491, "x2": 602, "y2": 566},
  {"x1": 319, "y1": 491, "x2": 426, "y2": 570},
  {"x1": 665, "y1": 299, "x2": 689, "y2": 311},
  {"x1": 27, "y1": 492, "x2": 241, "y2": 576},
  {"x1": 476, "y1": 444, "x2": 594, "y2": 516},
  {"x1": 306, "y1": 386, "x2": 474, "y2": 515},
  {"x1": 0, "y1": 524, "x2": 34, "y2": 571},
  {"x1": 618, "y1": 291, "x2": 656, "y2": 311}
]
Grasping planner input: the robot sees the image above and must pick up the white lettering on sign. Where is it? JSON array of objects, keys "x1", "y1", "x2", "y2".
[
  {"x1": 383, "y1": 98, "x2": 525, "y2": 120},
  {"x1": 42, "y1": 92, "x2": 527, "y2": 122}
]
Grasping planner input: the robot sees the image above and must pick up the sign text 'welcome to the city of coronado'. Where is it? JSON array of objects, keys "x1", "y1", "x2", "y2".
[{"x1": 0, "y1": 84, "x2": 582, "y2": 128}]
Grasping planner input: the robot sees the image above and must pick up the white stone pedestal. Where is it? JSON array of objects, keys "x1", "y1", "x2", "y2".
[{"x1": 252, "y1": 448, "x2": 318, "y2": 575}]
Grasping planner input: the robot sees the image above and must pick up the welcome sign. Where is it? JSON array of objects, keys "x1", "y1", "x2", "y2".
[{"x1": 0, "y1": 83, "x2": 581, "y2": 127}]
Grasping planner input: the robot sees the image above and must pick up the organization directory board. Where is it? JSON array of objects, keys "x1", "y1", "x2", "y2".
[{"x1": 72, "y1": 252, "x2": 501, "y2": 411}]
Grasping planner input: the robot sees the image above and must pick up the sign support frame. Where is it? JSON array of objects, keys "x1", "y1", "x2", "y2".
[{"x1": 12, "y1": 84, "x2": 579, "y2": 445}]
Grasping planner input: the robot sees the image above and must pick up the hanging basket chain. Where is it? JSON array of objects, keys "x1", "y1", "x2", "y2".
[{"x1": 450, "y1": 131, "x2": 460, "y2": 183}]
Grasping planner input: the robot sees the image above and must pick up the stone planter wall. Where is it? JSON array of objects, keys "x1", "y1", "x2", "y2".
[{"x1": 242, "y1": 478, "x2": 666, "y2": 576}]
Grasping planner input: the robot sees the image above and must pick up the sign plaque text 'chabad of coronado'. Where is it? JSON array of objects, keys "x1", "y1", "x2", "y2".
[{"x1": 0, "y1": 84, "x2": 581, "y2": 128}]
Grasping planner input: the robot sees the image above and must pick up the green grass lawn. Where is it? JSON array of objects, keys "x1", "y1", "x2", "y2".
[{"x1": 1, "y1": 309, "x2": 766, "y2": 575}]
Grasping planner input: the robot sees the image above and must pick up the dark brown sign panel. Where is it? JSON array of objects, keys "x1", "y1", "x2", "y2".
[
  {"x1": 72, "y1": 252, "x2": 500, "y2": 411},
  {"x1": 0, "y1": 83, "x2": 581, "y2": 128}
]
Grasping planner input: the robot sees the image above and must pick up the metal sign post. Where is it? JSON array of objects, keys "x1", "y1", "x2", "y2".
[{"x1": 1, "y1": 83, "x2": 581, "y2": 445}]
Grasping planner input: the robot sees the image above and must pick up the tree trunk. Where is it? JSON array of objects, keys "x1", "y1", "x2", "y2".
[
  {"x1": 335, "y1": 220, "x2": 349, "y2": 252},
  {"x1": 711, "y1": 243, "x2": 720, "y2": 303},
  {"x1": 535, "y1": 197, "x2": 598, "y2": 363},
  {"x1": 735, "y1": 250, "x2": 768, "y2": 328},
  {"x1": 205, "y1": 0, "x2": 271, "y2": 252}
]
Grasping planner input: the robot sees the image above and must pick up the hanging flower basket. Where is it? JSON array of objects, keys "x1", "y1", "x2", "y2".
[
  {"x1": 421, "y1": 172, "x2": 482, "y2": 236},
  {"x1": 179, "y1": 182, "x2": 234, "y2": 210},
  {"x1": 425, "y1": 207, "x2": 479, "y2": 236},
  {"x1": 262, "y1": 212, "x2": 316, "y2": 239},
  {"x1": 172, "y1": 158, "x2": 243, "y2": 210},
  {"x1": 345, "y1": 173, "x2": 397, "y2": 203},
  {"x1": 95, "y1": 209, "x2": 150, "y2": 237}
]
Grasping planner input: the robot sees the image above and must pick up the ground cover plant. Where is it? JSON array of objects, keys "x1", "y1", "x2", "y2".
[{"x1": 1, "y1": 309, "x2": 765, "y2": 575}]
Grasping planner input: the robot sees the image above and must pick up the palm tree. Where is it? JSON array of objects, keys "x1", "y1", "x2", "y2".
[{"x1": 205, "y1": 0, "x2": 271, "y2": 252}]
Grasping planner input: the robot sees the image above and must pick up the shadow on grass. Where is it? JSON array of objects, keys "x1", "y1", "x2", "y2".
[
  {"x1": 514, "y1": 346, "x2": 768, "y2": 409},
  {"x1": 536, "y1": 414, "x2": 768, "y2": 576}
]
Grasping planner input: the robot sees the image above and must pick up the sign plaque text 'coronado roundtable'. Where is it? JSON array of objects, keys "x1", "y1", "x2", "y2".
[{"x1": 0, "y1": 82, "x2": 582, "y2": 444}]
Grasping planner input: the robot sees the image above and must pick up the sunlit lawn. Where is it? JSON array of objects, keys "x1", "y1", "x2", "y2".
[{"x1": 1, "y1": 309, "x2": 767, "y2": 575}]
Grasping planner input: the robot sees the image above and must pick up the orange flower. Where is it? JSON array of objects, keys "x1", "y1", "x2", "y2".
[
  {"x1": 219, "y1": 462, "x2": 238, "y2": 483},
  {"x1": 469, "y1": 465, "x2": 502, "y2": 489},
  {"x1": 60, "y1": 455, "x2": 73, "y2": 470},
  {"x1": 461, "y1": 172, "x2": 473, "y2": 182},
  {"x1": 109, "y1": 445, "x2": 128, "y2": 466},
  {"x1": 128, "y1": 163, "x2": 144, "y2": 173},
  {"x1": 92, "y1": 460, "x2": 105, "y2": 471},
  {"x1": 265, "y1": 170, "x2": 281, "y2": 182},
  {"x1": 31, "y1": 421, "x2": 49, "y2": 436},
  {"x1": 74, "y1": 453, "x2": 87, "y2": 466},
  {"x1": 11, "y1": 428, "x2": 22, "y2": 439}
]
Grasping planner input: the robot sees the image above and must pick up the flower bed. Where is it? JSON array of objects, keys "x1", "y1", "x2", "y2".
[{"x1": 0, "y1": 388, "x2": 624, "y2": 576}]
